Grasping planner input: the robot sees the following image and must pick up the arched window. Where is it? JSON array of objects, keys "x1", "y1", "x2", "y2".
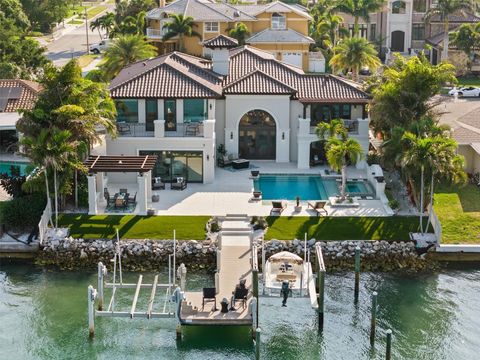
[
  {"x1": 239, "y1": 110, "x2": 276, "y2": 159},
  {"x1": 271, "y1": 13, "x2": 286, "y2": 30},
  {"x1": 392, "y1": 1, "x2": 406, "y2": 14}
]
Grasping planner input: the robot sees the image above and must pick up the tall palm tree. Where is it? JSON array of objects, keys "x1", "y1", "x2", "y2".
[
  {"x1": 311, "y1": 13, "x2": 349, "y2": 57},
  {"x1": 97, "y1": 12, "x2": 116, "y2": 39},
  {"x1": 330, "y1": 37, "x2": 381, "y2": 80},
  {"x1": 316, "y1": 118, "x2": 348, "y2": 140},
  {"x1": 100, "y1": 35, "x2": 157, "y2": 78},
  {"x1": 325, "y1": 137, "x2": 363, "y2": 198},
  {"x1": 229, "y1": 22, "x2": 250, "y2": 46},
  {"x1": 425, "y1": 0, "x2": 476, "y2": 59},
  {"x1": 162, "y1": 14, "x2": 201, "y2": 52},
  {"x1": 334, "y1": 0, "x2": 386, "y2": 36},
  {"x1": 90, "y1": 17, "x2": 103, "y2": 39}
]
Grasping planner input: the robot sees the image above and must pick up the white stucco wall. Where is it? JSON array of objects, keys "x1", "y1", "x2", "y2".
[
  {"x1": 289, "y1": 101, "x2": 304, "y2": 162},
  {"x1": 457, "y1": 144, "x2": 480, "y2": 174},
  {"x1": 224, "y1": 95, "x2": 291, "y2": 162},
  {"x1": 215, "y1": 99, "x2": 226, "y2": 149}
]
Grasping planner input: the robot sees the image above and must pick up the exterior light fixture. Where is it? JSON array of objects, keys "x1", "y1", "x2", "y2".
[
  {"x1": 230, "y1": 131, "x2": 233, "y2": 140},
  {"x1": 282, "y1": 132, "x2": 285, "y2": 140},
  {"x1": 207, "y1": 154, "x2": 210, "y2": 161}
]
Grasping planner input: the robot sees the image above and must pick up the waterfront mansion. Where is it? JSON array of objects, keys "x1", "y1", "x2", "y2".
[{"x1": 94, "y1": 35, "x2": 370, "y2": 185}]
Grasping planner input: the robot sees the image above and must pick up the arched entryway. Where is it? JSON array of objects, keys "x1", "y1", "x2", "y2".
[
  {"x1": 310, "y1": 140, "x2": 326, "y2": 166},
  {"x1": 391, "y1": 30, "x2": 405, "y2": 52},
  {"x1": 238, "y1": 110, "x2": 276, "y2": 160}
]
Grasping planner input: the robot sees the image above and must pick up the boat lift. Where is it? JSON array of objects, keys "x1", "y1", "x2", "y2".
[{"x1": 87, "y1": 232, "x2": 185, "y2": 338}]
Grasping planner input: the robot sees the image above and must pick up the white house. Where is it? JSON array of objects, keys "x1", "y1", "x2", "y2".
[{"x1": 92, "y1": 35, "x2": 370, "y2": 203}]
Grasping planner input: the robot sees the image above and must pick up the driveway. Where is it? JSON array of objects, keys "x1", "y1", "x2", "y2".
[{"x1": 435, "y1": 95, "x2": 480, "y2": 129}]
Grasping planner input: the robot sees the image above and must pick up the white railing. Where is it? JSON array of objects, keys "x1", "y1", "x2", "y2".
[
  {"x1": 309, "y1": 119, "x2": 359, "y2": 135},
  {"x1": 429, "y1": 205, "x2": 442, "y2": 244},
  {"x1": 38, "y1": 198, "x2": 52, "y2": 245},
  {"x1": 146, "y1": 28, "x2": 164, "y2": 39}
]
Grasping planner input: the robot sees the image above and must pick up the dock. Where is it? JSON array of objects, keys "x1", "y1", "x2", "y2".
[{"x1": 179, "y1": 214, "x2": 254, "y2": 326}]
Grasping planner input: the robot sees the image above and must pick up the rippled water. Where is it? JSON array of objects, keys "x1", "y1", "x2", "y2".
[{"x1": 0, "y1": 263, "x2": 479, "y2": 360}]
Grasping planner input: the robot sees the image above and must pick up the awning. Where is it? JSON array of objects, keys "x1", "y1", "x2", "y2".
[{"x1": 85, "y1": 155, "x2": 157, "y2": 174}]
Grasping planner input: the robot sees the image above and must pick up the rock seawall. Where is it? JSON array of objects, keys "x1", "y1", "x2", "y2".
[{"x1": 37, "y1": 237, "x2": 432, "y2": 272}]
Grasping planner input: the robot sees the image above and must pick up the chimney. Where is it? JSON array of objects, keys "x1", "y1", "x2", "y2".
[{"x1": 211, "y1": 48, "x2": 230, "y2": 76}]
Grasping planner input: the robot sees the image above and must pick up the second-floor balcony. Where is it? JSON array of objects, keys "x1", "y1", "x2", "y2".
[
  {"x1": 146, "y1": 27, "x2": 166, "y2": 39},
  {"x1": 297, "y1": 118, "x2": 369, "y2": 139},
  {"x1": 115, "y1": 120, "x2": 213, "y2": 139},
  {"x1": 309, "y1": 119, "x2": 359, "y2": 135}
]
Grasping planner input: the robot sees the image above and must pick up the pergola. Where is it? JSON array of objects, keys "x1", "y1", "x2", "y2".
[{"x1": 85, "y1": 155, "x2": 158, "y2": 215}]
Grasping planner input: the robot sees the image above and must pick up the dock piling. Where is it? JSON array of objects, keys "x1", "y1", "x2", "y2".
[
  {"x1": 318, "y1": 269, "x2": 325, "y2": 332},
  {"x1": 370, "y1": 291, "x2": 378, "y2": 346},
  {"x1": 252, "y1": 268, "x2": 259, "y2": 325},
  {"x1": 255, "y1": 327, "x2": 261, "y2": 360},
  {"x1": 88, "y1": 285, "x2": 96, "y2": 338},
  {"x1": 97, "y1": 262, "x2": 105, "y2": 311},
  {"x1": 386, "y1": 329, "x2": 392, "y2": 360},
  {"x1": 354, "y1": 246, "x2": 361, "y2": 301}
]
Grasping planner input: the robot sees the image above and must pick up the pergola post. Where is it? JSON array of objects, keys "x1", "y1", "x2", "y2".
[
  {"x1": 87, "y1": 175, "x2": 98, "y2": 215},
  {"x1": 146, "y1": 170, "x2": 152, "y2": 200},
  {"x1": 137, "y1": 174, "x2": 148, "y2": 215}
]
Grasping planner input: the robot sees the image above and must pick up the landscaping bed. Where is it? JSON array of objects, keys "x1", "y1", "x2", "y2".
[
  {"x1": 434, "y1": 183, "x2": 480, "y2": 244},
  {"x1": 58, "y1": 214, "x2": 210, "y2": 240},
  {"x1": 264, "y1": 216, "x2": 426, "y2": 241}
]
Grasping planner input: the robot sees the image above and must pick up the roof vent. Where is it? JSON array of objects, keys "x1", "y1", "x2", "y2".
[{"x1": 233, "y1": 10, "x2": 240, "y2": 17}]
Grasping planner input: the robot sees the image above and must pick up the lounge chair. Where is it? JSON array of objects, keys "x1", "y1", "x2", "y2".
[
  {"x1": 217, "y1": 155, "x2": 232, "y2": 168},
  {"x1": 119, "y1": 188, "x2": 128, "y2": 195},
  {"x1": 202, "y1": 287, "x2": 217, "y2": 311},
  {"x1": 152, "y1": 177, "x2": 165, "y2": 190},
  {"x1": 127, "y1": 192, "x2": 137, "y2": 205},
  {"x1": 171, "y1": 177, "x2": 187, "y2": 190},
  {"x1": 250, "y1": 170, "x2": 260, "y2": 178},
  {"x1": 232, "y1": 287, "x2": 248, "y2": 310},
  {"x1": 308, "y1": 201, "x2": 328, "y2": 216},
  {"x1": 270, "y1": 201, "x2": 287, "y2": 215}
]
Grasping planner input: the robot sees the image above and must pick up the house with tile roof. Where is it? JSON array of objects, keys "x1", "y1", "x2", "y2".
[
  {"x1": 0, "y1": 79, "x2": 41, "y2": 154},
  {"x1": 452, "y1": 109, "x2": 480, "y2": 176},
  {"x1": 90, "y1": 39, "x2": 370, "y2": 205},
  {"x1": 145, "y1": 0, "x2": 325, "y2": 72}
]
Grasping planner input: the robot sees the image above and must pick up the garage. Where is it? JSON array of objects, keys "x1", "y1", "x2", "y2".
[{"x1": 282, "y1": 52, "x2": 302, "y2": 68}]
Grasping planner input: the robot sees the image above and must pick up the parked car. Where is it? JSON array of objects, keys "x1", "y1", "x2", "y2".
[
  {"x1": 359, "y1": 66, "x2": 372, "y2": 76},
  {"x1": 89, "y1": 39, "x2": 110, "y2": 54},
  {"x1": 448, "y1": 86, "x2": 480, "y2": 97}
]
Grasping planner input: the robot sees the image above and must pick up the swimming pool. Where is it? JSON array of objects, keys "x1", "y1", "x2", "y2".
[
  {"x1": 0, "y1": 161, "x2": 30, "y2": 176},
  {"x1": 253, "y1": 174, "x2": 373, "y2": 200}
]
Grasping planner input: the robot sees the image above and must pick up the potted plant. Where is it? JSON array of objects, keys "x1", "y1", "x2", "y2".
[{"x1": 294, "y1": 196, "x2": 302, "y2": 212}]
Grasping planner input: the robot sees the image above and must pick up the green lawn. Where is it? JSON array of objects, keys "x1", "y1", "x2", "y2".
[
  {"x1": 86, "y1": 5, "x2": 107, "y2": 19},
  {"x1": 456, "y1": 76, "x2": 480, "y2": 87},
  {"x1": 264, "y1": 216, "x2": 424, "y2": 241},
  {"x1": 434, "y1": 183, "x2": 480, "y2": 244},
  {"x1": 58, "y1": 214, "x2": 210, "y2": 240}
]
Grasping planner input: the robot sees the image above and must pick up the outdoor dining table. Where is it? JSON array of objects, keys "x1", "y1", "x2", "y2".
[{"x1": 115, "y1": 193, "x2": 126, "y2": 208}]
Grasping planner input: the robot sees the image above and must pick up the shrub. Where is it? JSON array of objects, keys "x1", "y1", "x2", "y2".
[
  {"x1": 1, "y1": 193, "x2": 47, "y2": 231},
  {"x1": 0, "y1": 166, "x2": 26, "y2": 198},
  {"x1": 253, "y1": 216, "x2": 268, "y2": 230},
  {"x1": 388, "y1": 199, "x2": 400, "y2": 210}
]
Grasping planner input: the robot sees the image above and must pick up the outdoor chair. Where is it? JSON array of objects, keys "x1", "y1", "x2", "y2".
[
  {"x1": 119, "y1": 188, "x2": 128, "y2": 195},
  {"x1": 171, "y1": 177, "x2": 187, "y2": 190},
  {"x1": 117, "y1": 123, "x2": 131, "y2": 135},
  {"x1": 152, "y1": 177, "x2": 165, "y2": 190},
  {"x1": 232, "y1": 287, "x2": 248, "y2": 310},
  {"x1": 270, "y1": 201, "x2": 287, "y2": 215},
  {"x1": 127, "y1": 192, "x2": 137, "y2": 205},
  {"x1": 250, "y1": 170, "x2": 260, "y2": 178},
  {"x1": 252, "y1": 191, "x2": 262, "y2": 201},
  {"x1": 217, "y1": 155, "x2": 232, "y2": 168},
  {"x1": 308, "y1": 201, "x2": 328, "y2": 216},
  {"x1": 104, "y1": 190, "x2": 116, "y2": 207},
  {"x1": 202, "y1": 287, "x2": 217, "y2": 311}
]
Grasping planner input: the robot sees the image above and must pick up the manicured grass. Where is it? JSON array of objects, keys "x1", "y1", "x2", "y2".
[
  {"x1": 66, "y1": 5, "x2": 87, "y2": 19},
  {"x1": 434, "y1": 183, "x2": 480, "y2": 244},
  {"x1": 86, "y1": 5, "x2": 108, "y2": 19},
  {"x1": 58, "y1": 214, "x2": 210, "y2": 240},
  {"x1": 68, "y1": 19, "x2": 84, "y2": 25},
  {"x1": 264, "y1": 216, "x2": 424, "y2": 241},
  {"x1": 76, "y1": 54, "x2": 97, "y2": 68},
  {"x1": 456, "y1": 76, "x2": 480, "y2": 87}
]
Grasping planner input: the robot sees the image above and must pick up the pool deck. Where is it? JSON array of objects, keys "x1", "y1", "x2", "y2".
[{"x1": 98, "y1": 162, "x2": 390, "y2": 217}]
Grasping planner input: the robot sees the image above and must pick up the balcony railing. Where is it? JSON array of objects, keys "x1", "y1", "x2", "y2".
[
  {"x1": 309, "y1": 119, "x2": 359, "y2": 135},
  {"x1": 164, "y1": 122, "x2": 204, "y2": 137},
  {"x1": 146, "y1": 28, "x2": 164, "y2": 39},
  {"x1": 117, "y1": 123, "x2": 154, "y2": 137}
]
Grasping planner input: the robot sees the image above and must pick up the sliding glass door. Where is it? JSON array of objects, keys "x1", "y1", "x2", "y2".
[{"x1": 139, "y1": 150, "x2": 203, "y2": 183}]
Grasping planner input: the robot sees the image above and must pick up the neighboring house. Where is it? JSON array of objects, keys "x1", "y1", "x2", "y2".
[
  {"x1": 453, "y1": 110, "x2": 480, "y2": 175},
  {"x1": 99, "y1": 36, "x2": 369, "y2": 193},
  {"x1": 0, "y1": 79, "x2": 41, "y2": 154},
  {"x1": 146, "y1": 0, "x2": 325, "y2": 72},
  {"x1": 338, "y1": 0, "x2": 480, "y2": 64}
]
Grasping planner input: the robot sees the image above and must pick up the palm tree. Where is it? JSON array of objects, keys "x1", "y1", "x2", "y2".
[
  {"x1": 334, "y1": 0, "x2": 386, "y2": 36},
  {"x1": 90, "y1": 18, "x2": 103, "y2": 39},
  {"x1": 311, "y1": 13, "x2": 349, "y2": 58},
  {"x1": 229, "y1": 22, "x2": 250, "y2": 46},
  {"x1": 315, "y1": 118, "x2": 347, "y2": 140},
  {"x1": 97, "y1": 12, "x2": 115, "y2": 39},
  {"x1": 100, "y1": 35, "x2": 157, "y2": 78},
  {"x1": 425, "y1": 0, "x2": 476, "y2": 60},
  {"x1": 162, "y1": 14, "x2": 201, "y2": 52},
  {"x1": 330, "y1": 37, "x2": 381, "y2": 80},
  {"x1": 325, "y1": 137, "x2": 363, "y2": 198}
]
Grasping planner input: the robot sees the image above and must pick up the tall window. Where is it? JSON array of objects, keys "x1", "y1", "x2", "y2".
[
  {"x1": 145, "y1": 99, "x2": 158, "y2": 131},
  {"x1": 412, "y1": 24, "x2": 425, "y2": 40},
  {"x1": 184, "y1": 99, "x2": 207, "y2": 122},
  {"x1": 370, "y1": 23, "x2": 377, "y2": 41},
  {"x1": 164, "y1": 99, "x2": 176, "y2": 131},
  {"x1": 310, "y1": 104, "x2": 351, "y2": 126},
  {"x1": 348, "y1": 24, "x2": 368, "y2": 38},
  {"x1": 204, "y1": 22, "x2": 218, "y2": 32},
  {"x1": 271, "y1": 13, "x2": 286, "y2": 30},
  {"x1": 115, "y1": 99, "x2": 138, "y2": 123},
  {"x1": 413, "y1": 0, "x2": 426, "y2": 12},
  {"x1": 392, "y1": 1, "x2": 406, "y2": 14}
]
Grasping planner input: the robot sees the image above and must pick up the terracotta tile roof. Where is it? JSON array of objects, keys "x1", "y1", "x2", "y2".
[
  {"x1": 109, "y1": 45, "x2": 369, "y2": 103},
  {"x1": 224, "y1": 69, "x2": 296, "y2": 95},
  {"x1": 0, "y1": 79, "x2": 41, "y2": 112},
  {"x1": 429, "y1": 11, "x2": 480, "y2": 23},
  {"x1": 246, "y1": 28, "x2": 314, "y2": 44},
  {"x1": 203, "y1": 34, "x2": 238, "y2": 49}
]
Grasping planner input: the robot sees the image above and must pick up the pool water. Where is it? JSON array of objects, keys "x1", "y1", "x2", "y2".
[
  {"x1": 254, "y1": 175, "x2": 372, "y2": 200},
  {"x1": 0, "y1": 161, "x2": 29, "y2": 176}
]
